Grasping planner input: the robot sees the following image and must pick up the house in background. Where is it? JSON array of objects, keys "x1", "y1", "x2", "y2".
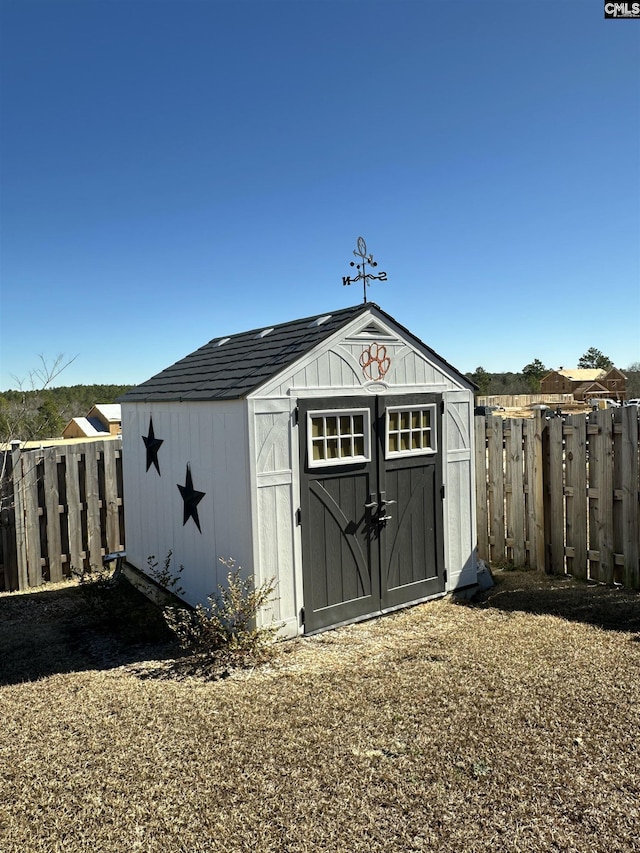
[
  {"x1": 62, "y1": 404, "x2": 122, "y2": 439},
  {"x1": 119, "y1": 303, "x2": 478, "y2": 638},
  {"x1": 540, "y1": 368, "x2": 626, "y2": 402}
]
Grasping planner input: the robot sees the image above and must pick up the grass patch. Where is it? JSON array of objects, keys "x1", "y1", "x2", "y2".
[{"x1": 0, "y1": 569, "x2": 638, "y2": 852}]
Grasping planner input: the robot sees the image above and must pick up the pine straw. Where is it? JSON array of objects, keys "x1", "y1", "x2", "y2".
[{"x1": 1, "y1": 571, "x2": 639, "y2": 853}]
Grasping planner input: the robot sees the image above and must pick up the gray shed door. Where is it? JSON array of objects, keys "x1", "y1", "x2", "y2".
[{"x1": 299, "y1": 394, "x2": 445, "y2": 633}]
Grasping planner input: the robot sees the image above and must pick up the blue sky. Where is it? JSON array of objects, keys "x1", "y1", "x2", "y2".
[{"x1": 1, "y1": 0, "x2": 638, "y2": 389}]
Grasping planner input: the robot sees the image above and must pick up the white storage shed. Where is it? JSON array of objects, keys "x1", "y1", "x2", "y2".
[{"x1": 120, "y1": 303, "x2": 478, "y2": 637}]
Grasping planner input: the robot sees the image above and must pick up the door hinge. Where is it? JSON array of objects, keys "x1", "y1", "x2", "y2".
[
  {"x1": 443, "y1": 569, "x2": 448, "y2": 584},
  {"x1": 440, "y1": 399, "x2": 445, "y2": 415},
  {"x1": 293, "y1": 407, "x2": 299, "y2": 426},
  {"x1": 295, "y1": 508, "x2": 302, "y2": 526},
  {"x1": 299, "y1": 607, "x2": 305, "y2": 627},
  {"x1": 441, "y1": 484, "x2": 445, "y2": 500}
]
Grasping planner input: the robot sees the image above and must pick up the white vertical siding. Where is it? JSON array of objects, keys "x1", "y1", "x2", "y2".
[
  {"x1": 248, "y1": 399, "x2": 300, "y2": 638},
  {"x1": 443, "y1": 390, "x2": 477, "y2": 589},
  {"x1": 121, "y1": 400, "x2": 252, "y2": 608}
]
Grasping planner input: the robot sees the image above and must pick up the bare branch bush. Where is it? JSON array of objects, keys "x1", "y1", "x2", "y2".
[{"x1": 164, "y1": 558, "x2": 280, "y2": 677}]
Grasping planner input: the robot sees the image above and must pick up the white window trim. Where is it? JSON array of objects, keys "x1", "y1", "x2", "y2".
[
  {"x1": 307, "y1": 408, "x2": 371, "y2": 468},
  {"x1": 385, "y1": 404, "x2": 437, "y2": 459}
]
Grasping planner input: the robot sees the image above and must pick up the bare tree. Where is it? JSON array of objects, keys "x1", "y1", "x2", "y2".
[{"x1": 1, "y1": 353, "x2": 77, "y2": 511}]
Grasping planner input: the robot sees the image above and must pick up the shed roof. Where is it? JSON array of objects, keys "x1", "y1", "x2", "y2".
[{"x1": 120, "y1": 304, "x2": 473, "y2": 403}]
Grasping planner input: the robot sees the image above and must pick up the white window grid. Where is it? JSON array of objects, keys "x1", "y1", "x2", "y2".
[
  {"x1": 385, "y1": 405, "x2": 437, "y2": 458},
  {"x1": 307, "y1": 408, "x2": 371, "y2": 468}
]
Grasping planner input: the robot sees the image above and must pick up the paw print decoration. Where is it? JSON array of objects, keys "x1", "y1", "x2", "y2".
[{"x1": 360, "y1": 342, "x2": 391, "y2": 381}]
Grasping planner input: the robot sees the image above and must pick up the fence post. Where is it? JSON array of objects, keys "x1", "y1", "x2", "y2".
[
  {"x1": 565, "y1": 416, "x2": 588, "y2": 580},
  {"x1": 43, "y1": 446, "x2": 63, "y2": 582},
  {"x1": 488, "y1": 417, "x2": 505, "y2": 564},
  {"x1": 545, "y1": 417, "x2": 564, "y2": 574},
  {"x1": 588, "y1": 410, "x2": 614, "y2": 584},
  {"x1": 474, "y1": 417, "x2": 489, "y2": 562},
  {"x1": 1, "y1": 451, "x2": 19, "y2": 590},
  {"x1": 103, "y1": 437, "x2": 122, "y2": 553},
  {"x1": 85, "y1": 441, "x2": 102, "y2": 570},
  {"x1": 65, "y1": 445, "x2": 84, "y2": 574},
  {"x1": 525, "y1": 413, "x2": 545, "y2": 571},
  {"x1": 621, "y1": 407, "x2": 639, "y2": 589},
  {"x1": 507, "y1": 418, "x2": 525, "y2": 567}
]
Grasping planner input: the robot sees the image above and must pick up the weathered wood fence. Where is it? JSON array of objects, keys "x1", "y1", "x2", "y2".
[
  {"x1": 2, "y1": 413, "x2": 639, "y2": 593},
  {"x1": 477, "y1": 393, "x2": 574, "y2": 408},
  {"x1": 475, "y1": 409, "x2": 640, "y2": 589},
  {"x1": 0, "y1": 438, "x2": 124, "y2": 591}
]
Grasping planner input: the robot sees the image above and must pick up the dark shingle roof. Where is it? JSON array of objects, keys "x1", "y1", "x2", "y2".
[{"x1": 120, "y1": 305, "x2": 370, "y2": 403}]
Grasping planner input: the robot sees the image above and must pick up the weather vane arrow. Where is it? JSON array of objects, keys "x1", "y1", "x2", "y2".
[{"x1": 342, "y1": 237, "x2": 388, "y2": 304}]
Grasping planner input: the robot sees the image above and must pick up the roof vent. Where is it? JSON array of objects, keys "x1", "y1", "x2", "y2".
[
  {"x1": 309, "y1": 314, "x2": 332, "y2": 328},
  {"x1": 358, "y1": 322, "x2": 392, "y2": 337},
  {"x1": 217, "y1": 337, "x2": 230, "y2": 346},
  {"x1": 256, "y1": 328, "x2": 274, "y2": 338}
]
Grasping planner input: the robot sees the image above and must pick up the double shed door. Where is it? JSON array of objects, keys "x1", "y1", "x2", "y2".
[{"x1": 299, "y1": 393, "x2": 445, "y2": 633}]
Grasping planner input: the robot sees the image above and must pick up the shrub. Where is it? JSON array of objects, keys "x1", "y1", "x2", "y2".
[
  {"x1": 164, "y1": 558, "x2": 279, "y2": 676},
  {"x1": 146, "y1": 551, "x2": 185, "y2": 597}
]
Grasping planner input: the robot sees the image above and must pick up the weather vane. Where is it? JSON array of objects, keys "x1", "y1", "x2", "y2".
[{"x1": 342, "y1": 237, "x2": 387, "y2": 304}]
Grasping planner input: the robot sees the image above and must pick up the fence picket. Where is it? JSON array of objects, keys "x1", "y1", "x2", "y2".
[
  {"x1": 11, "y1": 448, "x2": 29, "y2": 590},
  {"x1": 488, "y1": 417, "x2": 505, "y2": 563},
  {"x1": 507, "y1": 419, "x2": 525, "y2": 566},
  {"x1": 525, "y1": 415, "x2": 545, "y2": 571},
  {"x1": 546, "y1": 417, "x2": 565, "y2": 574},
  {"x1": 103, "y1": 442, "x2": 121, "y2": 554},
  {"x1": 65, "y1": 445, "x2": 84, "y2": 574},
  {"x1": 84, "y1": 442, "x2": 103, "y2": 571},
  {"x1": 589, "y1": 411, "x2": 614, "y2": 584},
  {"x1": 43, "y1": 447, "x2": 63, "y2": 582},
  {"x1": 620, "y1": 407, "x2": 639, "y2": 589},
  {"x1": 565, "y1": 417, "x2": 588, "y2": 580}
]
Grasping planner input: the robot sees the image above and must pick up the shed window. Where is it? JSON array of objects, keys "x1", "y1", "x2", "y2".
[
  {"x1": 386, "y1": 405, "x2": 437, "y2": 458},
  {"x1": 307, "y1": 409, "x2": 370, "y2": 467}
]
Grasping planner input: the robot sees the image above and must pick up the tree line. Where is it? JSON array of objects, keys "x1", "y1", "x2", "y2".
[
  {"x1": 466, "y1": 349, "x2": 640, "y2": 398},
  {"x1": 0, "y1": 384, "x2": 132, "y2": 442}
]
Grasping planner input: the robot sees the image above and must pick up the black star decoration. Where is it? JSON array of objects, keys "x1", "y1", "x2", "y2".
[
  {"x1": 142, "y1": 416, "x2": 164, "y2": 475},
  {"x1": 177, "y1": 463, "x2": 206, "y2": 533}
]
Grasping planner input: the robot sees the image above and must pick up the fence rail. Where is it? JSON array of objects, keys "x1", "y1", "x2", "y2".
[
  {"x1": 0, "y1": 438, "x2": 124, "y2": 591},
  {"x1": 475, "y1": 409, "x2": 640, "y2": 589}
]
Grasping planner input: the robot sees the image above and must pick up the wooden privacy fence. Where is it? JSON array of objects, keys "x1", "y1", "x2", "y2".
[
  {"x1": 475, "y1": 408, "x2": 640, "y2": 589},
  {"x1": 477, "y1": 394, "x2": 574, "y2": 408},
  {"x1": 0, "y1": 438, "x2": 124, "y2": 591}
]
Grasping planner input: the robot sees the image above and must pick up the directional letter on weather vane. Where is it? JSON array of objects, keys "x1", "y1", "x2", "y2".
[{"x1": 342, "y1": 237, "x2": 388, "y2": 304}]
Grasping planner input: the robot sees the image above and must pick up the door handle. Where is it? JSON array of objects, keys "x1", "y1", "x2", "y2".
[{"x1": 364, "y1": 493, "x2": 378, "y2": 510}]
